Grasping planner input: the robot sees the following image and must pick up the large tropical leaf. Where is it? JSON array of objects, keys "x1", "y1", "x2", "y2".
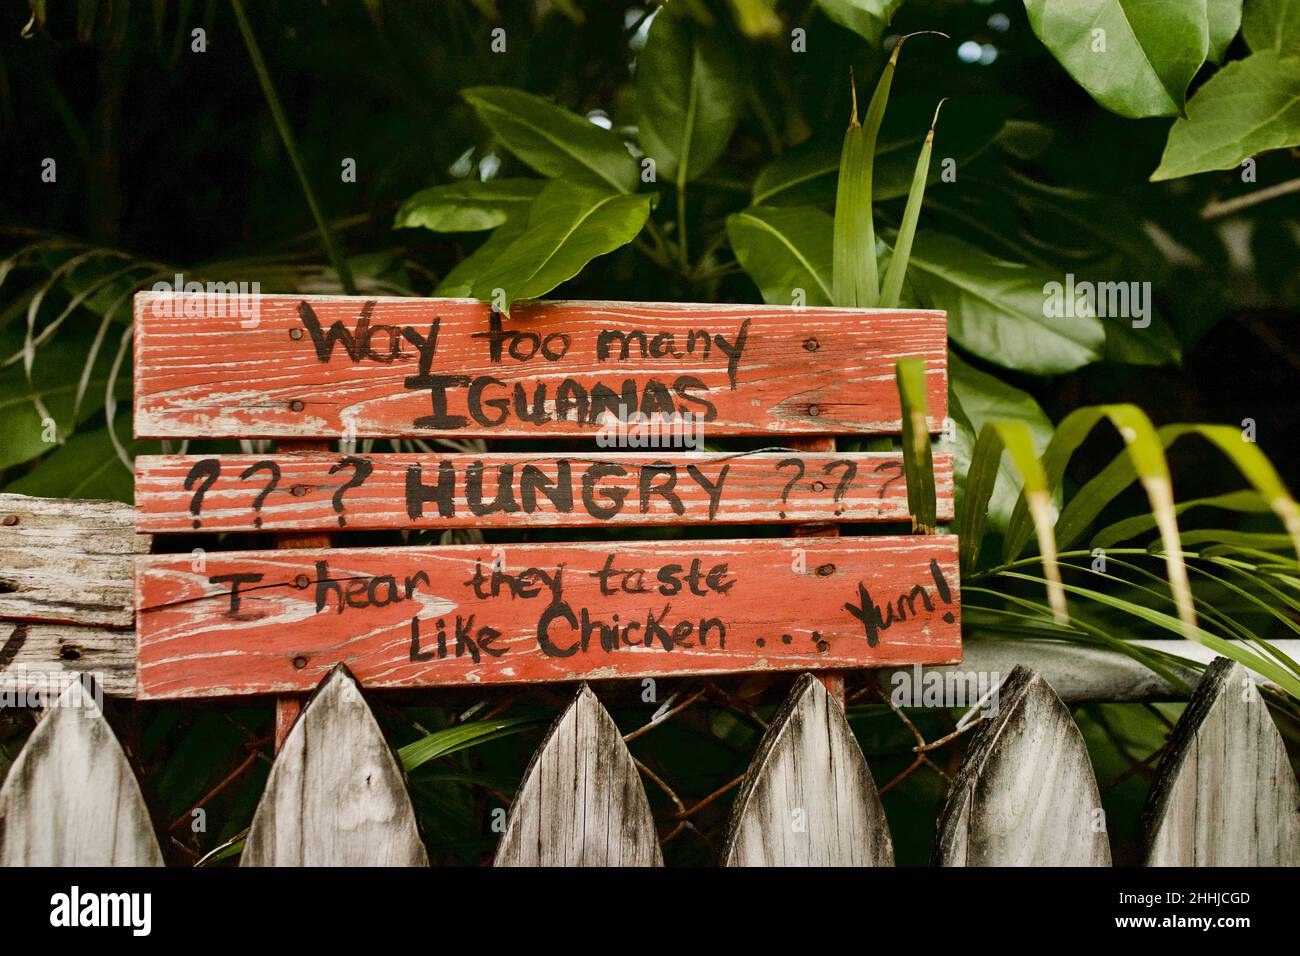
[
  {"x1": 726, "y1": 205, "x2": 833, "y2": 306},
  {"x1": 462, "y1": 87, "x2": 639, "y2": 192},
  {"x1": 636, "y1": 10, "x2": 745, "y2": 185},
  {"x1": 394, "y1": 179, "x2": 544, "y2": 233},
  {"x1": 1024, "y1": 0, "x2": 1210, "y2": 118},
  {"x1": 469, "y1": 181, "x2": 652, "y2": 312},
  {"x1": 1242, "y1": 0, "x2": 1300, "y2": 51},
  {"x1": 907, "y1": 231, "x2": 1105, "y2": 375},
  {"x1": 1151, "y1": 50, "x2": 1300, "y2": 180}
]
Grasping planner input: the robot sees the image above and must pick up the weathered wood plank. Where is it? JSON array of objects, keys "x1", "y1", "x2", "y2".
[
  {"x1": 134, "y1": 536, "x2": 962, "y2": 699},
  {"x1": 0, "y1": 622, "x2": 136, "y2": 698},
  {"x1": 1144, "y1": 657, "x2": 1300, "y2": 866},
  {"x1": 724, "y1": 673, "x2": 893, "y2": 866},
  {"x1": 242, "y1": 665, "x2": 428, "y2": 866},
  {"x1": 0, "y1": 493, "x2": 149, "y2": 628},
  {"x1": 495, "y1": 683, "x2": 661, "y2": 866},
  {"x1": 135, "y1": 451, "x2": 955, "y2": 533},
  {"x1": 0, "y1": 678, "x2": 163, "y2": 865},
  {"x1": 133, "y1": 294, "x2": 948, "y2": 439},
  {"x1": 934, "y1": 666, "x2": 1111, "y2": 866}
]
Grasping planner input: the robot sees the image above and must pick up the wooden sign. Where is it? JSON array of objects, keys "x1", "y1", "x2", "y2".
[
  {"x1": 134, "y1": 537, "x2": 960, "y2": 699},
  {"x1": 133, "y1": 294, "x2": 947, "y2": 439},
  {"x1": 134, "y1": 451, "x2": 955, "y2": 533}
]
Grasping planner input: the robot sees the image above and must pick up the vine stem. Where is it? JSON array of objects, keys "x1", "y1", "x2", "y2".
[{"x1": 231, "y1": 0, "x2": 355, "y2": 294}]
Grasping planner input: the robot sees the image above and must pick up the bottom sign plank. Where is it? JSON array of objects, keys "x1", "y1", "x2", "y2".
[{"x1": 135, "y1": 537, "x2": 961, "y2": 699}]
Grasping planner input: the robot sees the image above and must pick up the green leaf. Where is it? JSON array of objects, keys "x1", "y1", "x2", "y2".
[
  {"x1": 1091, "y1": 490, "x2": 1269, "y2": 549},
  {"x1": 394, "y1": 179, "x2": 543, "y2": 233},
  {"x1": 895, "y1": 357, "x2": 936, "y2": 533},
  {"x1": 816, "y1": 0, "x2": 903, "y2": 46},
  {"x1": 0, "y1": 338, "x2": 122, "y2": 471},
  {"x1": 434, "y1": 214, "x2": 531, "y2": 297},
  {"x1": 1242, "y1": 0, "x2": 1300, "y2": 51},
  {"x1": 752, "y1": 96, "x2": 1013, "y2": 207},
  {"x1": 948, "y1": 351, "x2": 1054, "y2": 536},
  {"x1": 1207, "y1": 0, "x2": 1244, "y2": 61},
  {"x1": 881, "y1": 100, "x2": 942, "y2": 309},
  {"x1": 5, "y1": 417, "x2": 153, "y2": 502},
  {"x1": 398, "y1": 717, "x2": 544, "y2": 772},
  {"x1": 461, "y1": 86, "x2": 638, "y2": 192},
  {"x1": 1151, "y1": 50, "x2": 1300, "y2": 180},
  {"x1": 636, "y1": 10, "x2": 745, "y2": 185},
  {"x1": 469, "y1": 181, "x2": 652, "y2": 312},
  {"x1": 726, "y1": 205, "x2": 833, "y2": 306},
  {"x1": 1024, "y1": 0, "x2": 1210, "y2": 118},
  {"x1": 907, "y1": 231, "x2": 1105, "y2": 375}
]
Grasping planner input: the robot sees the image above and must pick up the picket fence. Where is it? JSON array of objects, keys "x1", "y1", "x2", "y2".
[{"x1": 1, "y1": 491, "x2": 1297, "y2": 867}]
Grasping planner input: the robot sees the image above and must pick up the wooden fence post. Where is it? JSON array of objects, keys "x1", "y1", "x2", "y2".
[
  {"x1": 934, "y1": 666, "x2": 1111, "y2": 866},
  {"x1": 724, "y1": 672, "x2": 893, "y2": 866},
  {"x1": 242, "y1": 665, "x2": 427, "y2": 866},
  {"x1": 1144, "y1": 657, "x2": 1300, "y2": 866},
  {"x1": 495, "y1": 683, "x2": 662, "y2": 866},
  {"x1": 0, "y1": 679, "x2": 162, "y2": 865}
]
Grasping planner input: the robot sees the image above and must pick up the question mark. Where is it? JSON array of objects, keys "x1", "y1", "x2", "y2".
[
  {"x1": 239, "y1": 460, "x2": 281, "y2": 529},
  {"x1": 184, "y1": 459, "x2": 221, "y2": 529},
  {"x1": 775, "y1": 458, "x2": 805, "y2": 519},
  {"x1": 328, "y1": 456, "x2": 373, "y2": 527},
  {"x1": 823, "y1": 459, "x2": 857, "y2": 516},
  {"x1": 874, "y1": 459, "x2": 905, "y2": 500}
]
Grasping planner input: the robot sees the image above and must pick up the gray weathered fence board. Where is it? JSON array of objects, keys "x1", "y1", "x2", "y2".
[
  {"x1": 495, "y1": 683, "x2": 662, "y2": 866},
  {"x1": 724, "y1": 673, "x2": 893, "y2": 866},
  {"x1": 0, "y1": 679, "x2": 163, "y2": 865},
  {"x1": 0, "y1": 622, "x2": 136, "y2": 698},
  {"x1": 1144, "y1": 657, "x2": 1300, "y2": 866},
  {"x1": 0, "y1": 494, "x2": 148, "y2": 629},
  {"x1": 935, "y1": 666, "x2": 1111, "y2": 866},
  {"x1": 242, "y1": 666, "x2": 428, "y2": 866}
]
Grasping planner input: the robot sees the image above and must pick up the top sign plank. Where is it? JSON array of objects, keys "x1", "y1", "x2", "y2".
[{"x1": 133, "y1": 294, "x2": 947, "y2": 439}]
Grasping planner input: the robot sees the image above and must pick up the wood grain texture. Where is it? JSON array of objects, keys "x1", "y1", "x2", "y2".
[
  {"x1": 724, "y1": 673, "x2": 893, "y2": 866},
  {"x1": 133, "y1": 293, "x2": 948, "y2": 439},
  {"x1": 0, "y1": 622, "x2": 135, "y2": 698},
  {"x1": 135, "y1": 536, "x2": 961, "y2": 699},
  {"x1": 0, "y1": 679, "x2": 163, "y2": 865},
  {"x1": 934, "y1": 666, "x2": 1111, "y2": 866},
  {"x1": 242, "y1": 665, "x2": 428, "y2": 866},
  {"x1": 135, "y1": 451, "x2": 955, "y2": 533},
  {"x1": 495, "y1": 683, "x2": 661, "y2": 866},
  {"x1": 0, "y1": 493, "x2": 149, "y2": 628},
  {"x1": 1144, "y1": 657, "x2": 1300, "y2": 866}
]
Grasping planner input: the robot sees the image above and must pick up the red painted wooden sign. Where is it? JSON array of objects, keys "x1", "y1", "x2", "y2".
[
  {"x1": 134, "y1": 451, "x2": 955, "y2": 533},
  {"x1": 134, "y1": 537, "x2": 960, "y2": 699},
  {"x1": 133, "y1": 294, "x2": 947, "y2": 439}
]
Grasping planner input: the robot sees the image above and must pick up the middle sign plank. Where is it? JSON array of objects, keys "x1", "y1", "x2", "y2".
[
  {"x1": 135, "y1": 451, "x2": 955, "y2": 533},
  {"x1": 132, "y1": 294, "x2": 948, "y2": 439},
  {"x1": 135, "y1": 536, "x2": 961, "y2": 699}
]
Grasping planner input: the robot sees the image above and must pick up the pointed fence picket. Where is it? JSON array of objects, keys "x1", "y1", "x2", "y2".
[
  {"x1": 0, "y1": 680, "x2": 162, "y2": 866},
  {"x1": 1144, "y1": 658, "x2": 1300, "y2": 866}
]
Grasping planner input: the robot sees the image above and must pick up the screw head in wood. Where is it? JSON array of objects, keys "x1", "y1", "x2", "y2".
[
  {"x1": 808, "y1": 404, "x2": 821, "y2": 417},
  {"x1": 292, "y1": 655, "x2": 309, "y2": 670},
  {"x1": 289, "y1": 328, "x2": 303, "y2": 340},
  {"x1": 290, "y1": 400, "x2": 305, "y2": 412},
  {"x1": 291, "y1": 484, "x2": 309, "y2": 497},
  {"x1": 803, "y1": 338, "x2": 819, "y2": 352},
  {"x1": 294, "y1": 574, "x2": 310, "y2": 589},
  {"x1": 2, "y1": 515, "x2": 17, "y2": 526},
  {"x1": 816, "y1": 563, "x2": 835, "y2": 576},
  {"x1": 811, "y1": 480, "x2": 826, "y2": 493}
]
